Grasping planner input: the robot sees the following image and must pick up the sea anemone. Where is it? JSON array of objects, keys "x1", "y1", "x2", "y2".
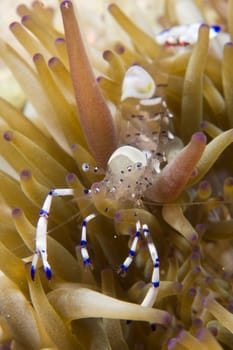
[{"x1": 0, "y1": 1, "x2": 232, "y2": 349}]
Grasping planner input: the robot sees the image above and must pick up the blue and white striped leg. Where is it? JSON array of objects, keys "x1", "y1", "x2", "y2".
[
  {"x1": 141, "y1": 224, "x2": 160, "y2": 308},
  {"x1": 80, "y1": 213, "x2": 96, "y2": 267},
  {"x1": 31, "y1": 188, "x2": 74, "y2": 280},
  {"x1": 119, "y1": 220, "x2": 141, "y2": 274}
]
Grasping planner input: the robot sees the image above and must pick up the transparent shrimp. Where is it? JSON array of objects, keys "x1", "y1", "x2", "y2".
[
  {"x1": 155, "y1": 23, "x2": 221, "y2": 47},
  {"x1": 31, "y1": 65, "x2": 177, "y2": 310}
]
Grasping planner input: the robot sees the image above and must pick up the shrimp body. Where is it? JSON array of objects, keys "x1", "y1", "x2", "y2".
[{"x1": 156, "y1": 23, "x2": 221, "y2": 46}]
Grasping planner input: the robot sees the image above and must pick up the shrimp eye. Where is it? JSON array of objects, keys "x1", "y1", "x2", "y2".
[
  {"x1": 82, "y1": 163, "x2": 90, "y2": 172},
  {"x1": 136, "y1": 162, "x2": 143, "y2": 169}
]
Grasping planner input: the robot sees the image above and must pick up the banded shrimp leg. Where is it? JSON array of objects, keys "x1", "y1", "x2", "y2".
[
  {"x1": 31, "y1": 188, "x2": 96, "y2": 280},
  {"x1": 119, "y1": 220, "x2": 160, "y2": 308}
]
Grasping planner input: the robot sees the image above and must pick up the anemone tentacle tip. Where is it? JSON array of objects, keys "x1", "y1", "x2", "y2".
[
  {"x1": 33, "y1": 52, "x2": 42, "y2": 61},
  {"x1": 200, "y1": 23, "x2": 209, "y2": 29},
  {"x1": 103, "y1": 50, "x2": 112, "y2": 60},
  {"x1": 191, "y1": 232, "x2": 199, "y2": 242},
  {"x1": 11, "y1": 208, "x2": 22, "y2": 216},
  {"x1": 115, "y1": 43, "x2": 125, "y2": 54},
  {"x1": 3, "y1": 130, "x2": 13, "y2": 141},
  {"x1": 21, "y1": 15, "x2": 30, "y2": 23},
  {"x1": 66, "y1": 173, "x2": 75, "y2": 182},
  {"x1": 199, "y1": 120, "x2": 206, "y2": 129},
  {"x1": 192, "y1": 131, "x2": 207, "y2": 143},
  {"x1": 164, "y1": 313, "x2": 172, "y2": 325},
  {"x1": 60, "y1": 1, "x2": 72, "y2": 10},
  {"x1": 55, "y1": 37, "x2": 65, "y2": 43},
  {"x1": 9, "y1": 21, "x2": 18, "y2": 30},
  {"x1": 20, "y1": 169, "x2": 31, "y2": 179},
  {"x1": 189, "y1": 287, "x2": 197, "y2": 296},
  {"x1": 48, "y1": 57, "x2": 58, "y2": 66},
  {"x1": 108, "y1": 3, "x2": 116, "y2": 11},
  {"x1": 167, "y1": 338, "x2": 177, "y2": 350}
]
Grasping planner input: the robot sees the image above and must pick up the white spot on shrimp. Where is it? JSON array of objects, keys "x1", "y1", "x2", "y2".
[{"x1": 121, "y1": 66, "x2": 156, "y2": 101}]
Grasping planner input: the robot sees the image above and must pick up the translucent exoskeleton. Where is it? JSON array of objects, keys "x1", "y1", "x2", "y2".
[
  {"x1": 155, "y1": 23, "x2": 221, "y2": 47},
  {"x1": 31, "y1": 65, "x2": 173, "y2": 314}
]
